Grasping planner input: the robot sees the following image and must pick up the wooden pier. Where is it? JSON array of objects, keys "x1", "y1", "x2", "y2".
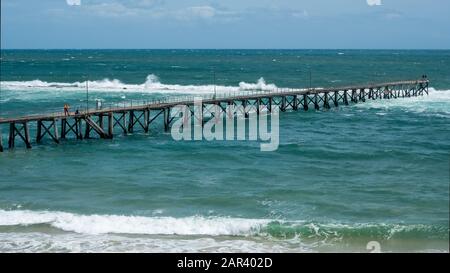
[{"x1": 0, "y1": 79, "x2": 429, "y2": 152}]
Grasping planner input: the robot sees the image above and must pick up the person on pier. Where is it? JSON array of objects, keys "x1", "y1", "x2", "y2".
[{"x1": 64, "y1": 104, "x2": 71, "y2": 116}]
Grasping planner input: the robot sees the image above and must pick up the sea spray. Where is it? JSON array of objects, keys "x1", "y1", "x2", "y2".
[{"x1": 0, "y1": 76, "x2": 278, "y2": 94}]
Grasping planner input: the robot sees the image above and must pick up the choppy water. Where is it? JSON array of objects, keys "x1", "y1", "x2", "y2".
[{"x1": 0, "y1": 50, "x2": 449, "y2": 252}]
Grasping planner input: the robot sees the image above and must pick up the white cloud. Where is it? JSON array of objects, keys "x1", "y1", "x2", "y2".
[
  {"x1": 366, "y1": 0, "x2": 382, "y2": 6},
  {"x1": 189, "y1": 6, "x2": 216, "y2": 18},
  {"x1": 292, "y1": 10, "x2": 309, "y2": 19},
  {"x1": 88, "y1": 3, "x2": 137, "y2": 17},
  {"x1": 59, "y1": 1, "x2": 239, "y2": 21},
  {"x1": 66, "y1": 0, "x2": 81, "y2": 6},
  {"x1": 176, "y1": 6, "x2": 216, "y2": 20}
]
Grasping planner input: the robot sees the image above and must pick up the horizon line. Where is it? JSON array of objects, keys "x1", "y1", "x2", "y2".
[{"x1": 1, "y1": 48, "x2": 450, "y2": 51}]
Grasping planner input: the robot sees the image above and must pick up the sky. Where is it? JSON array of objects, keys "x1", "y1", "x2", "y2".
[{"x1": 1, "y1": 0, "x2": 449, "y2": 49}]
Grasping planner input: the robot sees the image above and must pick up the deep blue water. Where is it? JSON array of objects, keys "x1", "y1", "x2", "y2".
[{"x1": 0, "y1": 50, "x2": 449, "y2": 252}]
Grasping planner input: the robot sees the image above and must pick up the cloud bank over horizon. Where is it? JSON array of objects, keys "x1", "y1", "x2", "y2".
[{"x1": 1, "y1": 0, "x2": 449, "y2": 49}]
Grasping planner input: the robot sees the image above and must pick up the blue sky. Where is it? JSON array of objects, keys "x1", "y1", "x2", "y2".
[{"x1": 1, "y1": 0, "x2": 449, "y2": 49}]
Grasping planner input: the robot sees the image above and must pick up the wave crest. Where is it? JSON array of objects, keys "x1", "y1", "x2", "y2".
[
  {"x1": 0, "y1": 210, "x2": 447, "y2": 240},
  {"x1": 0, "y1": 75, "x2": 278, "y2": 94},
  {"x1": 0, "y1": 209, "x2": 268, "y2": 236}
]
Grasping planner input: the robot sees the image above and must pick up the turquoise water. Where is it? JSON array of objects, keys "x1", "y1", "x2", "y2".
[{"x1": 0, "y1": 50, "x2": 449, "y2": 252}]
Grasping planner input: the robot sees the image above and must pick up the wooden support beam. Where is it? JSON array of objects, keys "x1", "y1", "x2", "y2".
[
  {"x1": 8, "y1": 122, "x2": 31, "y2": 149},
  {"x1": 0, "y1": 129, "x2": 3, "y2": 152},
  {"x1": 302, "y1": 94, "x2": 308, "y2": 111},
  {"x1": 85, "y1": 119, "x2": 91, "y2": 139},
  {"x1": 164, "y1": 108, "x2": 170, "y2": 131},
  {"x1": 98, "y1": 114, "x2": 104, "y2": 130},
  {"x1": 37, "y1": 120, "x2": 59, "y2": 144},
  {"x1": 61, "y1": 119, "x2": 66, "y2": 139},
  {"x1": 281, "y1": 96, "x2": 286, "y2": 112},
  {"x1": 323, "y1": 93, "x2": 330, "y2": 109},
  {"x1": 393, "y1": 86, "x2": 399, "y2": 98},
  {"x1": 85, "y1": 116, "x2": 108, "y2": 138},
  {"x1": 334, "y1": 91, "x2": 339, "y2": 107},
  {"x1": 36, "y1": 120, "x2": 43, "y2": 143},
  {"x1": 8, "y1": 123, "x2": 14, "y2": 149},
  {"x1": 293, "y1": 95, "x2": 298, "y2": 110},
  {"x1": 351, "y1": 89, "x2": 357, "y2": 103},
  {"x1": 85, "y1": 115, "x2": 108, "y2": 138},
  {"x1": 121, "y1": 113, "x2": 127, "y2": 134},
  {"x1": 242, "y1": 100, "x2": 249, "y2": 118},
  {"x1": 23, "y1": 122, "x2": 32, "y2": 149},
  {"x1": 268, "y1": 97, "x2": 272, "y2": 112},
  {"x1": 144, "y1": 109, "x2": 149, "y2": 133},
  {"x1": 314, "y1": 94, "x2": 319, "y2": 110},
  {"x1": 0, "y1": 130, "x2": 3, "y2": 152},
  {"x1": 76, "y1": 118, "x2": 83, "y2": 139},
  {"x1": 343, "y1": 90, "x2": 349, "y2": 105},
  {"x1": 61, "y1": 118, "x2": 83, "y2": 140},
  {"x1": 53, "y1": 119, "x2": 59, "y2": 143},
  {"x1": 113, "y1": 113, "x2": 127, "y2": 134},
  {"x1": 256, "y1": 98, "x2": 261, "y2": 114},
  {"x1": 128, "y1": 110, "x2": 134, "y2": 133},
  {"x1": 108, "y1": 113, "x2": 114, "y2": 138},
  {"x1": 360, "y1": 88, "x2": 365, "y2": 102}
]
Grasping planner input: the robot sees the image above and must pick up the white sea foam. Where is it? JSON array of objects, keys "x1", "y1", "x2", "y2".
[
  {"x1": 0, "y1": 209, "x2": 269, "y2": 236},
  {"x1": 0, "y1": 232, "x2": 305, "y2": 253},
  {"x1": 0, "y1": 75, "x2": 277, "y2": 94},
  {"x1": 353, "y1": 88, "x2": 450, "y2": 116},
  {"x1": 0, "y1": 210, "x2": 447, "y2": 252},
  {"x1": 0, "y1": 231, "x2": 446, "y2": 253}
]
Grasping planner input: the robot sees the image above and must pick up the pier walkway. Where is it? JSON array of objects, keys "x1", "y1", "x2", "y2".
[{"x1": 0, "y1": 79, "x2": 429, "y2": 152}]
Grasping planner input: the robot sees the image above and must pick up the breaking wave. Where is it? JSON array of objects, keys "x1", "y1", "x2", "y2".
[
  {"x1": 0, "y1": 209, "x2": 447, "y2": 240},
  {"x1": 353, "y1": 88, "x2": 450, "y2": 116},
  {"x1": 0, "y1": 75, "x2": 278, "y2": 94}
]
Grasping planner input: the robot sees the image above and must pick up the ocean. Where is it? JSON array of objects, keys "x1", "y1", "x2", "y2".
[{"x1": 0, "y1": 49, "x2": 449, "y2": 252}]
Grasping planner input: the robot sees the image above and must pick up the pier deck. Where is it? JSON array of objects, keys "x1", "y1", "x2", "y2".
[{"x1": 0, "y1": 79, "x2": 429, "y2": 151}]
